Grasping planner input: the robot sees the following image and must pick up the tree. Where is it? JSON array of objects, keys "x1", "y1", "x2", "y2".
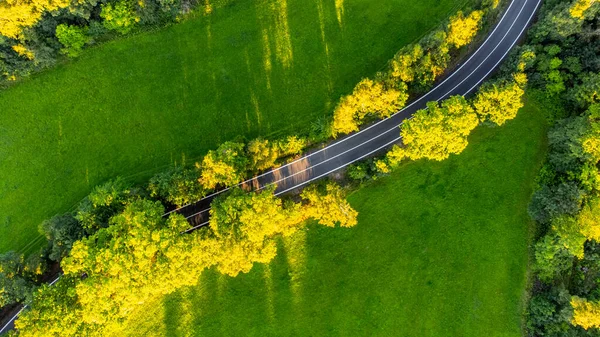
[
  {"x1": 197, "y1": 141, "x2": 248, "y2": 190},
  {"x1": 571, "y1": 72, "x2": 600, "y2": 109},
  {"x1": 473, "y1": 74, "x2": 526, "y2": 125},
  {"x1": 332, "y1": 78, "x2": 408, "y2": 136},
  {"x1": 301, "y1": 182, "x2": 358, "y2": 228},
  {"x1": 570, "y1": 0, "x2": 597, "y2": 19},
  {"x1": 55, "y1": 24, "x2": 89, "y2": 57},
  {"x1": 528, "y1": 182, "x2": 583, "y2": 224},
  {"x1": 571, "y1": 296, "x2": 600, "y2": 329},
  {"x1": 446, "y1": 10, "x2": 484, "y2": 49},
  {"x1": 39, "y1": 213, "x2": 85, "y2": 262},
  {"x1": 578, "y1": 197, "x2": 600, "y2": 242},
  {"x1": 0, "y1": 252, "x2": 38, "y2": 307},
  {"x1": 400, "y1": 95, "x2": 478, "y2": 161},
  {"x1": 100, "y1": 1, "x2": 139, "y2": 35},
  {"x1": 552, "y1": 215, "x2": 587, "y2": 258},
  {"x1": 534, "y1": 235, "x2": 574, "y2": 282},
  {"x1": 148, "y1": 166, "x2": 205, "y2": 207},
  {"x1": 276, "y1": 136, "x2": 307, "y2": 157},
  {"x1": 389, "y1": 44, "x2": 423, "y2": 83},
  {"x1": 246, "y1": 138, "x2": 279, "y2": 171}
]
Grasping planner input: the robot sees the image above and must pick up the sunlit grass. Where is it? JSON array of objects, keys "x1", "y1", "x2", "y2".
[{"x1": 117, "y1": 96, "x2": 548, "y2": 336}]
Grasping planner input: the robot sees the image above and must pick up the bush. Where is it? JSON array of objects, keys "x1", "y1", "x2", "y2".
[
  {"x1": 148, "y1": 166, "x2": 205, "y2": 207},
  {"x1": 39, "y1": 213, "x2": 85, "y2": 262},
  {"x1": 55, "y1": 24, "x2": 89, "y2": 57},
  {"x1": 100, "y1": 1, "x2": 139, "y2": 35},
  {"x1": 528, "y1": 182, "x2": 583, "y2": 224}
]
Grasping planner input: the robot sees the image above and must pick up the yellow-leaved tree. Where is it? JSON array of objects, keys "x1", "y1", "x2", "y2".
[
  {"x1": 400, "y1": 95, "x2": 479, "y2": 161},
  {"x1": 473, "y1": 73, "x2": 526, "y2": 125},
  {"x1": 332, "y1": 78, "x2": 408, "y2": 136},
  {"x1": 197, "y1": 141, "x2": 248, "y2": 190},
  {"x1": 571, "y1": 296, "x2": 600, "y2": 329},
  {"x1": 570, "y1": 0, "x2": 597, "y2": 19},
  {"x1": 446, "y1": 10, "x2": 484, "y2": 49}
]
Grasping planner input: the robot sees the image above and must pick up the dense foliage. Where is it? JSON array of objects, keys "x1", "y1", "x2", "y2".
[
  {"x1": 330, "y1": 4, "x2": 496, "y2": 137},
  {"x1": 494, "y1": 0, "x2": 600, "y2": 335},
  {"x1": 8, "y1": 181, "x2": 355, "y2": 336}
]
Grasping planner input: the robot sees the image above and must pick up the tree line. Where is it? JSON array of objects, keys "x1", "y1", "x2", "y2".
[{"x1": 494, "y1": 0, "x2": 600, "y2": 335}]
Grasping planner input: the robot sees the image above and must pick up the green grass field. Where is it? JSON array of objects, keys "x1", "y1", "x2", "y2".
[
  {"x1": 115, "y1": 97, "x2": 548, "y2": 336},
  {"x1": 0, "y1": 0, "x2": 470, "y2": 254}
]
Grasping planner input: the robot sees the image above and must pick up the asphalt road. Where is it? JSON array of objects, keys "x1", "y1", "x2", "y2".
[{"x1": 0, "y1": 0, "x2": 541, "y2": 334}]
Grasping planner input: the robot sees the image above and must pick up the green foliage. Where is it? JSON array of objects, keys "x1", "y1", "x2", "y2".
[
  {"x1": 39, "y1": 213, "x2": 85, "y2": 262},
  {"x1": 100, "y1": 1, "x2": 139, "y2": 35},
  {"x1": 55, "y1": 24, "x2": 89, "y2": 57},
  {"x1": 75, "y1": 177, "x2": 132, "y2": 233},
  {"x1": 473, "y1": 73, "x2": 526, "y2": 125},
  {"x1": 571, "y1": 72, "x2": 600, "y2": 109},
  {"x1": 534, "y1": 234, "x2": 574, "y2": 282},
  {"x1": 148, "y1": 167, "x2": 205, "y2": 207},
  {"x1": 0, "y1": 252, "x2": 40, "y2": 307},
  {"x1": 528, "y1": 182, "x2": 583, "y2": 224}
]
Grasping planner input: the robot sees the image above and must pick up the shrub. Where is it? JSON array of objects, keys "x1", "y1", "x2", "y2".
[{"x1": 55, "y1": 24, "x2": 89, "y2": 57}]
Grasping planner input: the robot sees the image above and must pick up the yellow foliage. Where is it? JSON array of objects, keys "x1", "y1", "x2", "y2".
[
  {"x1": 578, "y1": 198, "x2": 600, "y2": 242},
  {"x1": 247, "y1": 138, "x2": 279, "y2": 171},
  {"x1": 571, "y1": 296, "x2": 600, "y2": 329},
  {"x1": 401, "y1": 95, "x2": 479, "y2": 161},
  {"x1": 570, "y1": 0, "x2": 597, "y2": 19},
  {"x1": 473, "y1": 74, "x2": 525, "y2": 125},
  {"x1": 0, "y1": 0, "x2": 74, "y2": 39},
  {"x1": 446, "y1": 10, "x2": 484, "y2": 49},
  {"x1": 332, "y1": 78, "x2": 408, "y2": 137},
  {"x1": 374, "y1": 159, "x2": 390, "y2": 174},
  {"x1": 301, "y1": 183, "x2": 358, "y2": 228},
  {"x1": 11, "y1": 44, "x2": 35, "y2": 60},
  {"x1": 385, "y1": 144, "x2": 407, "y2": 166}
]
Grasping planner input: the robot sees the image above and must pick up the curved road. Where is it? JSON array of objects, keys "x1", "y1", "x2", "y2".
[
  {"x1": 0, "y1": 0, "x2": 540, "y2": 334},
  {"x1": 170, "y1": 0, "x2": 542, "y2": 231}
]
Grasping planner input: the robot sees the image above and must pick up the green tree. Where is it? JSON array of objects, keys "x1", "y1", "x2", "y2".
[
  {"x1": 39, "y1": 213, "x2": 84, "y2": 262},
  {"x1": 0, "y1": 252, "x2": 38, "y2": 307},
  {"x1": 100, "y1": 1, "x2": 139, "y2": 35},
  {"x1": 148, "y1": 167, "x2": 205, "y2": 207},
  {"x1": 534, "y1": 235, "x2": 574, "y2": 282},
  {"x1": 55, "y1": 24, "x2": 89, "y2": 57},
  {"x1": 75, "y1": 177, "x2": 132, "y2": 233}
]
